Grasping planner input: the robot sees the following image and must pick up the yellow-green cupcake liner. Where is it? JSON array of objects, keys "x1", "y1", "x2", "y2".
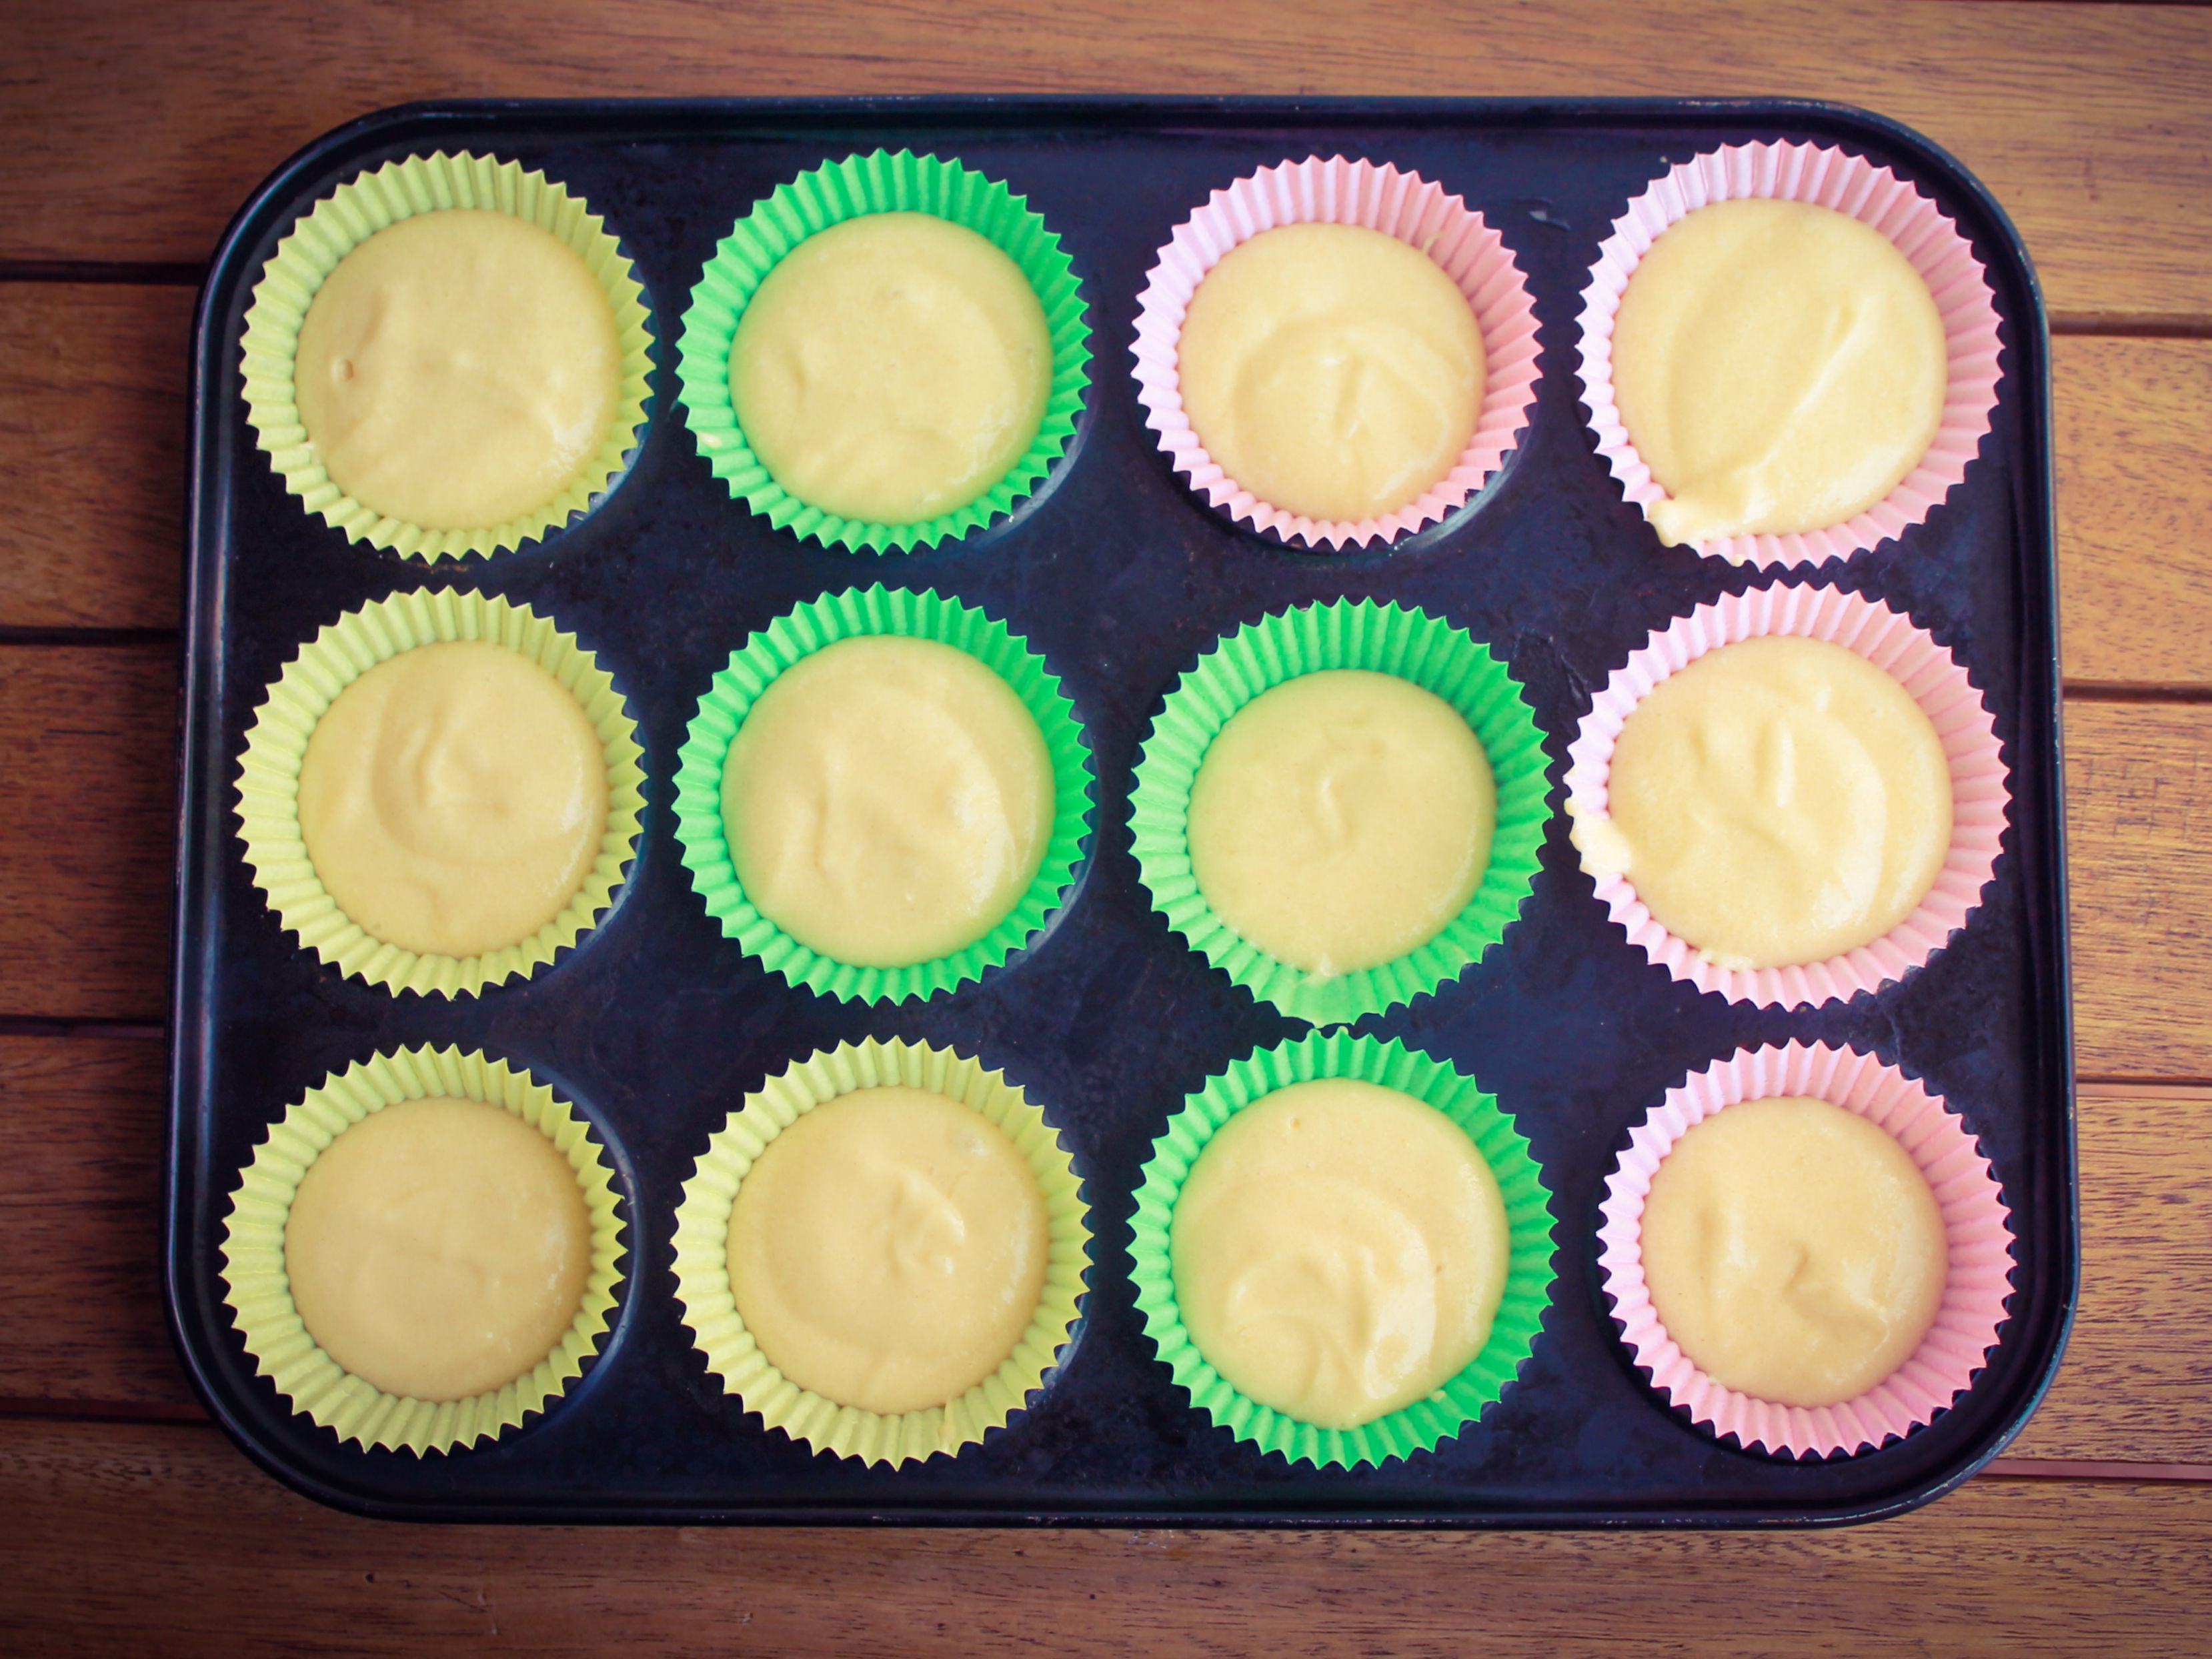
[
  {"x1": 1129, "y1": 599, "x2": 1549, "y2": 1025},
  {"x1": 676, "y1": 148, "x2": 1091, "y2": 553},
  {"x1": 239, "y1": 150, "x2": 655, "y2": 561},
  {"x1": 234, "y1": 587, "x2": 646, "y2": 999},
  {"x1": 670, "y1": 1038, "x2": 1089, "y2": 1467},
  {"x1": 673, "y1": 583, "x2": 1094, "y2": 1004},
  {"x1": 219, "y1": 1044, "x2": 626, "y2": 1457},
  {"x1": 1130, "y1": 1031, "x2": 1554, "y2": 1471}
]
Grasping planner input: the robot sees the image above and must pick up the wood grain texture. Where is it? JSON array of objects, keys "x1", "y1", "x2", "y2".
[
  {"x1": 0, "y1": 285, "x2": 190, "y2": 631},
  {"x1": 5, "y1": 1, "x2": 2211, "y2": 321},
  {"x1": 6, "y1": 292, "x2": 2209, "y2": 684},
  {"x1": 0, "y1": 1418, "x2": 2208, "y2": 1657},
  {"x1": 0, "y1": 646, "x2": 176, "y2": 1021},
  {"x1": 2055, "y1": 335, "x2": 2212, "y2": 689},
  {"x1": 3, "y1": 649, "x2": 2205, "y2": 1078}
]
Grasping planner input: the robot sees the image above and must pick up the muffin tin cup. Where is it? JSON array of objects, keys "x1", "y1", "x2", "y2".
[
  {"x1": 238, "y1": 150, "x2": 656, "y2": 562},
  {"x1": 1574, "y1": 138, "x2": 2004, "y2": 567},
  {"x1": 1130, "y1": 598, "x2": 1546, "y2": 1025},
  {"x1": 1129, "y1": 1031, "x2": 1553, "y2": 1472},
  {"x1": 675, "y1": 148, "x2": 1093, "y2": 553},
  {"x1": 1562, "y1": 581, "x2": 2007, "y2": 1010},
  {"x1": 672, "y1": 583, "x2": 1094, "y2": 1004},
  {"x1": 1130, "y1": 155, "x2": 1541, "y2": 551},
  {"x1": 1596, "y1": 1041, "x2": 2014, "y2": 1460},
  {"x1": 219, "y1": 1044, "x2": 628, "y2": 1457},
  {"x1": 234, "y1": 587, "x2": 648, "y2": 1000},
  {"x1": 670, "y1": 1038, "x2": 1090, "y2": 1467}
]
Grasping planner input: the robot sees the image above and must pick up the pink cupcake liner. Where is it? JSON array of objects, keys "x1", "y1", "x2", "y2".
[
  {"x1": 1596, "y1": 1042, "x2": 2014, "y2": 1460},
  {"x1": 1564, "y1": 581, "x2": 2007, "y2": 1009},
  {"x1": 1131, "y1": 156, "x2": 1541, "y2": 551},
  {"x1": 1576, "y1": 140, "x2": 2005, "y2": 568}
]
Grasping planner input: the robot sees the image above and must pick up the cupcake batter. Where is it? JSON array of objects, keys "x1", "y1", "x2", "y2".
[
  {"x1": 727, "y1": 1085, "x2": 1050, "y2": 1416},
  {"x1": 722, "y1": 634, "x2": 1054, "y2": 968},
  {"x1": 1176, "y1": 222, "x2": 1484, "y2": 523},
  {"x1": 1610, "y1": 197, "x2": 1948, "y2": 547},
  {"x1": 1186, "y1": 669, "x2": 1494, "y2": 978},
  {"x1": 297, "y1": 639, "x2": 610, "y2": 961},
  {"x1": 295, "y1": 208, "x2": 623, "y2": 529},
  {"x1": 1639, "y1": 1095, "x2": 1949, "y2": 1408},
  {"x1": 1171, "y1": 1079, "x2": 1507, "y2": 1430},
  {"x1": 284, "y1": 1096, "x2": 594, "y2": 1403},
  {"x1": 1571, "y1": 634, "x2": 1951, "y2": 971},
  {"x1": 730, "y1": 211, "x2": 1053, "y2": 524}
]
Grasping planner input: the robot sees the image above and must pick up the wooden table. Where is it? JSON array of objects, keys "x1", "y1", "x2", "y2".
[{"x1": 4, "y1": 3, "x2": 2209, "y2": 1651}]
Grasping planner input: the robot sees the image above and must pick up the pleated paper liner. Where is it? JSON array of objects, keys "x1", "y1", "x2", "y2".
[
  {"x1": 239, "y1": 150, "x2": 655, "y2": 561},
  {"x1": 670, "y1": 1038, "x2": 1090, "y2": 1466},
  {"x1": 673, "y1": 583, "x2": 1094, "y2": 1004},
  {"x1": 676, "y1": 149, "x2": 1092, "y2": 553},
  {"x1": 234, "y1": 587, "x2": 646, "y2": 999},
  {"x1": 1130, "y1": 1032, "x2": 1553, "y2": 1472},
  {"x1": 1562, "y1": 581, "x2": 2007, "y2": 1009},
  {"x1": 1130, "y1": 155, "x2": 1541, "y2": 551},
  {"x1": 219, "y1": 1045, "x2": 626, "y2": 1457},
  {"x1": 1575, "y1": 139, "x2": 2004, "y2": 568},
  {"x1": 1596, "y1": 1042, "x2": 2014, "y2": 1460},
  {"x1": 1128, "y1": 599, "x2": 1546, "y2": 1026}
]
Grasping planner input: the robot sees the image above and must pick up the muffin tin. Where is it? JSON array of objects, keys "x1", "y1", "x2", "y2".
[{"x1": 166, "y1": 97, "x2": 2073, "y2": 1525}]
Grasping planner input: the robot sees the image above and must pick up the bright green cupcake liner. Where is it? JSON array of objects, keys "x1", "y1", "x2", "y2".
[
  {"x1": 671, "y1": 1038, "x2": 1090, "y2": 1466},
  {"x1": 239, "y1": 150, "x2": 655, "y2": 561},
  {"x1": 219, "y1": 1045, "x2": 626, "y2": 1457},
  {"x1": 673, "y1": 583, "x2": 1093, "y2": 1004},
  {"x1": 1130, "y1": 599, "x2": 1548, "y2": 1026},
  {"x1": 1130, "y1": 1031, "x2": 1554, "y2": 1472},
  {"x1": 675, "y1": 148, "x2": 1092, "y2": 553},
  {"x1": 234, "y1": 587, "x2": 647, "y2": 999}
]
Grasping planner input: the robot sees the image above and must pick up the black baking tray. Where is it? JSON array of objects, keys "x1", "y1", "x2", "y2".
[{"x1": 165, "y1": 96, "x2": 2074, "y2": 1527}]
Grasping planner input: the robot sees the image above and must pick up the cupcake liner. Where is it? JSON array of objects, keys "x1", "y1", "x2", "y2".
[
  {"x1": 1575, "y1": 139, "x2": 2003, "y2": 567},
  {"x1": 1562, "y1": 581, "x2": 2007, "y2": 1008},
  {"x1": 1130, "y1": 1032, "x2": 1553, "y2": 1471},
  {"x1": 1130, "y1": 155, "x2": 1541, "y2": 551},
  {"x1": 675, "y1": 149, "x2": 1092, "y2": 553},
  {"x1": 670, "y1": 1038, "x2": 1089, "y2": 1467},
  {"x1": 239, "y1": 150, "x2": 655, "y2": 562},
  {"x1": 235, "y1": 587, "x2": 647, "y2": 999},
  {"x1": 1596, "y1": 1042, "x2": 2013, "y2": 1460},
  {"x1": 673, "y1": 583, "x2": 1093, "y2": 1004},
  {"x1": 1129, "y1": 599, "x2": 1546, "y2": 1025},
  {"x1": 219, "y1": 1045, "x2": 626, "y2": 1456}
]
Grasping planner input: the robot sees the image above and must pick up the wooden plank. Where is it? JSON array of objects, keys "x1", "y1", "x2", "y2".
[
  {"x1": 2055, "y1": 336, "x2": 2212, "y2": 689},
  {"x1": 0, "y1": 646, "x2": 175, "y2": 1022},
  {"x1": 0, "y1": 285, "x2": 190, "y2": 631},
  {"x1": 0, "y1": 1418, "x2": 2207, "y2": 1657},
  {"x1": 5, "y1": 296, "x2": 2209, "y2": 683},
  {"x1": 0, "y1": 1038, "x2": 197, "y2": 1411},
  {"x1": 2066, "y1": 700, "x2": 2212, "y2": 1079},
  {"x1": 3, "y1": 1034, "x2": 2200, "y2": 1452},
  {"x1": 2, "y1": 1, "x2": 2210, "y2": 322}
]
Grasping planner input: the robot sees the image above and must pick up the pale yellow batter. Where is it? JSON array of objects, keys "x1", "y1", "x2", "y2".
[
  {"x1": 730, "y1": 211, "x2": 1053, "y2": 524},
  {"x1": 1176, "y1": 222, "x2": 1484, "y2": 523},
  {"x1": 1171, "y1": 1080, "x2": 1507, "y2": 1430},
  {"x1": 1186, "y1": 669, "x2": 1494, "y2": 978},
  {"x1": 1640, "y1": 1096, "x2": 1949, "y2": 1408},
  {"x1": 722, "y1": 634, "x2": 1054, "y2": 968},
  {"x1": 297, "y1": 639, "x2": 610, "y2": 961},
  {"x1": 295, "y1": 209, "x2": 623, "y2": 530},
  {"x1": 1611, "y1": 197, "x2": 1948, "y2": 546},
  {"x1": 284, "y1": 1096, "x2": 593, "y2": 1403},
  {"x1": 727, "y1": 1086, "x2": 1050, "y2": 1416},
  {"x1": 1571, "y1": 635, "x2": 1951, "y2": 971}
]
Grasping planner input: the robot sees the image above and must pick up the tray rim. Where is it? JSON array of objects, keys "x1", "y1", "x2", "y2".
[{"x1": 165, "y1": 91, "x2": 2076, "y2": 1529}]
